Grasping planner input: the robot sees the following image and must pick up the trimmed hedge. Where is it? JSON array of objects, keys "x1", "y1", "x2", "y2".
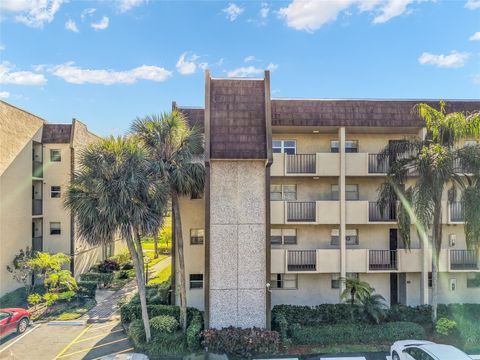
[
  {"x1": 79, "y1": 272, "x2": 114, "y2": 287},
  {"x1": 386, "y1": 304, "x2": 433, "y2": 327},
  {"x1": 186, "y1": 311, "x2": 203, "y2": 351},
  {"x1": 128, "y1": 283, "x2": 171, "y2": 307},
  {"x1": 291, "y1": 321, "x2": 425, "y2": 345},
  {"x1": 202, "y1": 327, "x2": 279, "y2": 359},
  {"x1": 77, "y1": 281, "x2": 97, "y2": 298},
  {"x1": 272, "y1": 304, "x2": 360, "y2": 326}
]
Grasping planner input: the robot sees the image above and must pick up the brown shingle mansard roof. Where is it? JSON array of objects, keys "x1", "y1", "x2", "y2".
[
  {"x1": 178, "y1": 99, "x2": 480, "y2": 129},
  {"x1": 42, "y1": 124, "x2": 72, "y2": 143}
]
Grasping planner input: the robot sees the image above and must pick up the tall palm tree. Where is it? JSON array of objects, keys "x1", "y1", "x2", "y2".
[
  {"x1": 65, "y1": 137, "x2": 168, "y2": 342},
  {"x1": 378, "y1": 101, "x2": 480, "y2": 321},
  {"x1": 341, "y1": 276, "x2": 372, "y2": 305},
  {"x1": 131, "y1": 111, "x2": 205, "y2": 331}
]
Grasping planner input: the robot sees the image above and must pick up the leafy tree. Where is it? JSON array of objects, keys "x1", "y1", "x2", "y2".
[
  {"x1": 341, "y1": 276, "x2": 372, "y2": 305},
  {"x1": 6, "y1": 247, "x2": 36, "y2": 296},
  {"x1": 64, "y1": 136, "x2": 168, "y2": 342},
  {"x1": 131, "y1": 111, "x2": 205, "y2": 332},
  {"x1": 378, "y1": 101, "x2": 480, "y2": 320}
]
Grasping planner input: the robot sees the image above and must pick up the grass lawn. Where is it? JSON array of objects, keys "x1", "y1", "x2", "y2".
[
  {"x1": 310, "y1": 344, "x2": 389, "y2": 354},
  {"x1": 30, "y1": 298, "x2": 97, "y2": 321},
  {"x1": 146, "y1": 254, "x2": 168, "y2": 267},
  {"x1": 147, "y1": 264, "x2": 171, "y2": 286}
]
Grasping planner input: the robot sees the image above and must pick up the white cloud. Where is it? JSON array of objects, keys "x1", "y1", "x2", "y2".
[
  {"x1": 118, "y1": 0, "x2": 145, "y2": 13},
  {"x1": 227, "y1": 66, "x2": 263, "y2": 77},
  {"x1": 418, "y1": 51, "x2": 469, "y2": 68},
  {"x1": 469, "y1": 32, "x2": 480, "y2": 41},
  {"x1": 0, "y1": 45, "x2": 5, "y2": 51},
  {"x1": 176, "y1": 53, "x2": 199, "y2": 75},
  {"x1": 49, "y1": 62, "x2": 172, "y2": 85},
  {"x1": 65, "y1": 19, "x2": 79, "y2": 32},
  {"x1": 0, "y1": 91, "x2": 10, "y2": 99},
  {"x1": 223, "y1": 3, "x2": 244, "y2": 21},
  {"x1": 244, "y1": 55, "x2": 256, "y2": 62},
  {"x1": 465, "y1": 0, "x2": 480, "y2": 10},
  {"x1": 0, "y1": 62, "x2": 47, "y2": 86},
  {"x1": 266, "y1": 63, "x2": 279, "y2": 72},
  {"x1": 0, "y1": 0, "x2": 63, "y2": 28},
  {"x1": 91, "y1": 16, "x2": 109, "y2": 30},
  {"x1": 198, "y1": 62, "x2": 209, "y2": 71},
  {"x1": 279, "y1": 0, "x2": 428, "y2": 32},
  {"x1": 81, "y1": 8, "x2": 96, "y2": 20},
  {"x1": 260, "y1": 2, "x2": 269, "y2": 18}
]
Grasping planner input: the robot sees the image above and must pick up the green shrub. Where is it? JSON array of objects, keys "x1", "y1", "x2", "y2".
[
  {"x1": 128, "y1": 319, "x2": 147, "y2": 350},
  {"x1": 150, "y1": 315, "x2": 178, "y2": 334},
  {"x1": 79, "y1": 272, "x2": 114, "y2": 287},
  {"x1": 27, "y1": 293, "x2": 42, "y2": 306},
  {"x1": 97, "y1": 259, "x2": 120, "y2": 273},
  {"x1": 116, "y1": 271, "x2": 130, "y2": 280},
  {"x1": 436, "y1": 317, "x2": 457, "y2": 336},
  {"x1": 457, "y1": 319, "x2": 480, "y2": 351},
  {"x1": 186, "y1": 312, "x2": 203, "y2": 351},
  {"x1": 272, "y1": 304, "x2": 360, "y2": 327},
  {"x1": 291, "y1": 321, "x2": 425, "y2": 345},
  {"x1": 202, "y1": 327, "x2": 279, "y2": 359},
  {"x1": 121, "y1": 262, "x2": 134, "y2": 270},
  {"x1": 272, "y1": 312, "x2": 289, "y2": 349},
  {"x1": 77, "y1": 281, "x2": 97, "y2": 298},
  {"x1": 386, "y1": 304, "x2": 433, "y2": 327},
  {"x1": 57, "y1": 291, "x2": 76, "y2": 302}
]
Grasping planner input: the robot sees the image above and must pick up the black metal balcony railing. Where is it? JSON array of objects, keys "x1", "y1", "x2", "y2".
[
  {"x1": 32, "y1": 160, "x2": 43, "y2": 178},
  {"x1": 32, "y1": 199, "x2": 42, "y2": 216},
  {"x1": 286, "y1": 154, "x2": 316, "y2": 174},
  {"x1": 369, "y1": 250, "x2": 398, "y2": 270},
  {"x1": 32, "y1": 236, "x2": 43, "y2": 251},
  {"x1": 450, "y1": 250, "x2": 478, "y2": 270},
  {"x1": 288, "y1": 250, "x2": 316, "y2": 271},
  {"x1": 368, "y1": 154, "x2": 389, "y2": 174},
  {"x1": 450, "y1": 202, "x2": 464, "y2": 222},
  {"x1": 369, "y1": 202, "x2": 397, "y2": 222},
  {"x1": 287, "y1": 201, "x2": 316, "y2": 222}
]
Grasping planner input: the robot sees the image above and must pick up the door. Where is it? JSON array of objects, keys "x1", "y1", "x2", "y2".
[
  {"x1": 0, "y1": 312, "x2": 14, "y2": 337},
  {"x1": 390, "y1": 273, "x2": 398, "y2": 306},
  {"x1": 390, "y1": 229, "x2": 399, "y2": 306}
]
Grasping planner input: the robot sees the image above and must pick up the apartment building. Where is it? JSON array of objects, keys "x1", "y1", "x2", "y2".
[
  {"x1": 173, "y1": 71, "x2": 480, "y2": 329},
  {"x1": 0, "y1": 101, "x2": 126, "y2": 296}
]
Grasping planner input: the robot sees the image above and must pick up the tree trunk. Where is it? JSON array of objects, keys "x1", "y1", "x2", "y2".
[
  {"x1": 431, "y1": 199, "x2": 443, "y2": 323},
  {"x1": 172, "y1": 192, "x2": 187, "y2": 332},
  {"x1": 154, "y1": 236, "x2": 159, "y2": 259},
  {"x1": 126, "y1": 233, "x2": 151, "y2": 342}
]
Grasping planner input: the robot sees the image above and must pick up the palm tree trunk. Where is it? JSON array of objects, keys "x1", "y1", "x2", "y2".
[
  {"x1": 154, "y1": 236, "x2": 159, "y2": 259},
  {"x1": 172, "y1": 192, "x2": 187, "y2": 332},
  {"x1": 431, "y1": 199, "x2": 443, "y2": 323},
  {"x1": 126, "y1": 232, "x2": 151, "y2": 342}
]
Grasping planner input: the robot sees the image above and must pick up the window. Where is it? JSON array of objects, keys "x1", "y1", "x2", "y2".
[
  {"x1": 271, "y1": 229, "x2": 297, "y2": 245},
  {"x1": 190, "y1": 229, "x2": 204, "y2": 245},
  {"x1": 331, "y1": 229, "x2": 359, "y2": 246},
  {"x1": 50, "y1": 222, "x2": 61, "y2": 235},
  {"x1": 50, "y1": 149, "x2": 61, "y2": 162},
  {"x1": 331, "y1": 184, "x2": 359, "y2": 200},
  {"x1": 330, "y1": 140, "x2": 358, "y2": 153},
  {"x1": 189, "y1": 274, "x2": 203, "y2": 289},
  {"x1": 0, "y1": 312, "x2": 10, "y2": 321},
  {"x1": 270, "y1": 185, "x2": 297, "y2": 201},
  {"x1": 428, "y1": 272, "x2": 432, "y2": 288},
  {"x1": 331, "y1": 273, "x2": 358, "y2": 289},
  {"x1": 51, "y1": 186, "x2": 61, "y2": 198},
  {"x1": 272, "y1": 140, "x2": 296, "y2": 155},
  {"x1": 405, "y1": 348, "x2": 435, "y2": 360},
  {"x1": 270, "y1": 274, "x2": 297, "y2": 289},
  {"x1": 467, "y1": 273, "x2": 480, "y2": 288}
]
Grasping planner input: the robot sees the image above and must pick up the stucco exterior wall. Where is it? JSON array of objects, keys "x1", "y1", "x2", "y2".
[{"x1": 209, "y1": 160, "x2": 267, "y2": 328}]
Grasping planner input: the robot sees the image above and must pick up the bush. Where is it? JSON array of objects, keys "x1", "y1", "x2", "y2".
[
  {"x1": 79, "y1": 272, "x2": 114, "y2": 287},
  {"x1": 150, "y1": 315, "x2": 178, "y2": 334},
  {"x1": 121, "y1": 262, "x2": 134, "y2": 270},
  {"x1": 186, "y1": 311, "x2": 203, "y2": 351},
  {"x1": 128, "y1": 319, "x2": 147, "y2": 350},
  {"x1": 272, "y1": 312, "x2": 289, "y2": 349},
  {"x1": 291, "y1": 321, "x2": 425, "y2": 345},
  {"x1": 202, "y1": 327, "x2": 279, "y2": 359},
  {"x1": 457, "y1": 319, "x2": 480, "y2": 351},
  {"x1": 97, "y1": 259, "x2": 120, "y2": 273},
  {"x1": 272, "y1": 304, "x2": 360, "y2": 327},
  {"x1": 116, "y1": 270, "x2": 130, "y2": 280},
  {"x1": 27, "y1": 293, "x2": 42, "y2": 307},
  {"x1": 386, "y1": 304, "x2": 433, "y2": 327},
  {"x1": 77, "y1": 281, "x2": 97, "y2": 298},
  {"x1": 436, "y1": 317, "x2": 457, "y2": 336}
]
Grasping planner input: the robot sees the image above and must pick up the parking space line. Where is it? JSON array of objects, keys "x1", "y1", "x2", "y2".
[
  {"x1": 92, "y1": 347, "x2": 134, "y2": 360},
  {"x1": 57, "y1": 337, "x2": 129, "y2": 358},
  {"x1": 53, "y1": 324, "x2": 93, "y2": 360},
  {"x1": 86, "y1": 323, "x2": 116, "y2": 331},
  {"x1": 73, "y1": 329, "x2": 123, "y2": 343},
  {"x1": 0, "y1": 324, "x2": 40, "y2": 354}
]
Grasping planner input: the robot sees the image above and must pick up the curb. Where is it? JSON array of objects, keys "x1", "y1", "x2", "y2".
[{"x1": 47, "y1": 320, "x2": 87, "y2": 326}]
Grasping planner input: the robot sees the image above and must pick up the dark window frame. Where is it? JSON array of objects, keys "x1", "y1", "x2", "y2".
[
  {"x1": 189, "y1": 274, "x2": 203, "y2": 289},
  {"x1": 50, "y1": 149, "x2": 61, "y2": 162},
  {"x1": 190, "y1": 229, "x2": 204, "y2": 245},
  {"x1": 50, "y1": 222, "x2": 61, "y2": 235},
  {"x1": 270, "y1": 273, "x2": 297, "y2": 289},
  {"x1": 51, "y1": 186, "x2": 61, "y2": 198}
]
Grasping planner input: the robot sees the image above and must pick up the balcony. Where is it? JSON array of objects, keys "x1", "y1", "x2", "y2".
[
  {"x1": 286, "y1": 154, "x2": 316, "y2": 174},
  {"x1": 369, "y1": 202, "x2": 397, "y2": 222},
  {"x1": 32, "y1": 199, "x2": 42, "y2": 216},
  {"x1": 450, "y1": 250, "x2": 478, "y2": 271},
  {"x1": 368, "y1": 154, "x2": 389, "y2": 174},
  {"x1": 32, "y1": 160, "x2": 43, "y2": 178},
  {"x1": 32, "y1": 236, "x2": 43, "y2": 251},
  {"x1": 369, "y1": 250, "x2": 398, "y2": 271},
  {"x1": 287, "y1": 250, "x2": 316, "y2": 271},
  {"x1": 287, "y1": 201, "x2": 316, "y2": 222},
  {"x1": 449, "y1": 202, "x2": 464, "y2": 222}
]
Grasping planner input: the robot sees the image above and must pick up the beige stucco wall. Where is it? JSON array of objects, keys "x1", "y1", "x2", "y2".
[{"x1": 209, "y1": 160, "x2": 267, "y2": 328}]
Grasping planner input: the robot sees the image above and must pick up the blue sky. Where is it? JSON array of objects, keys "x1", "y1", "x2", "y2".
[{"x1": 1, "y1": 0, "x2": 479, "y2": 136}]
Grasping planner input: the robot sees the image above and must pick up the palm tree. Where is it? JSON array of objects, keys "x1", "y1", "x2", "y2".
[
  {"x1": 131, "y1": 111, "x2": 205, "y2": 331},
  {"x1": 359, "y1": 293, "x2": 387, "y2": 324},
  {"x1": 378, "y1": 101, "x2": 480, "y2": 321},
  {"x1": 341, "y1": 276, "x2": 372, "y2": 305},
  {"x1": 65, "y1": 137, "x2": 168, "y2": 342}
]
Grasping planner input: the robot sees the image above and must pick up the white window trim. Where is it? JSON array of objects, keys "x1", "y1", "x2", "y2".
[{"x1": 273, "y1": 140, "x2": 297, "y2": 154}]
